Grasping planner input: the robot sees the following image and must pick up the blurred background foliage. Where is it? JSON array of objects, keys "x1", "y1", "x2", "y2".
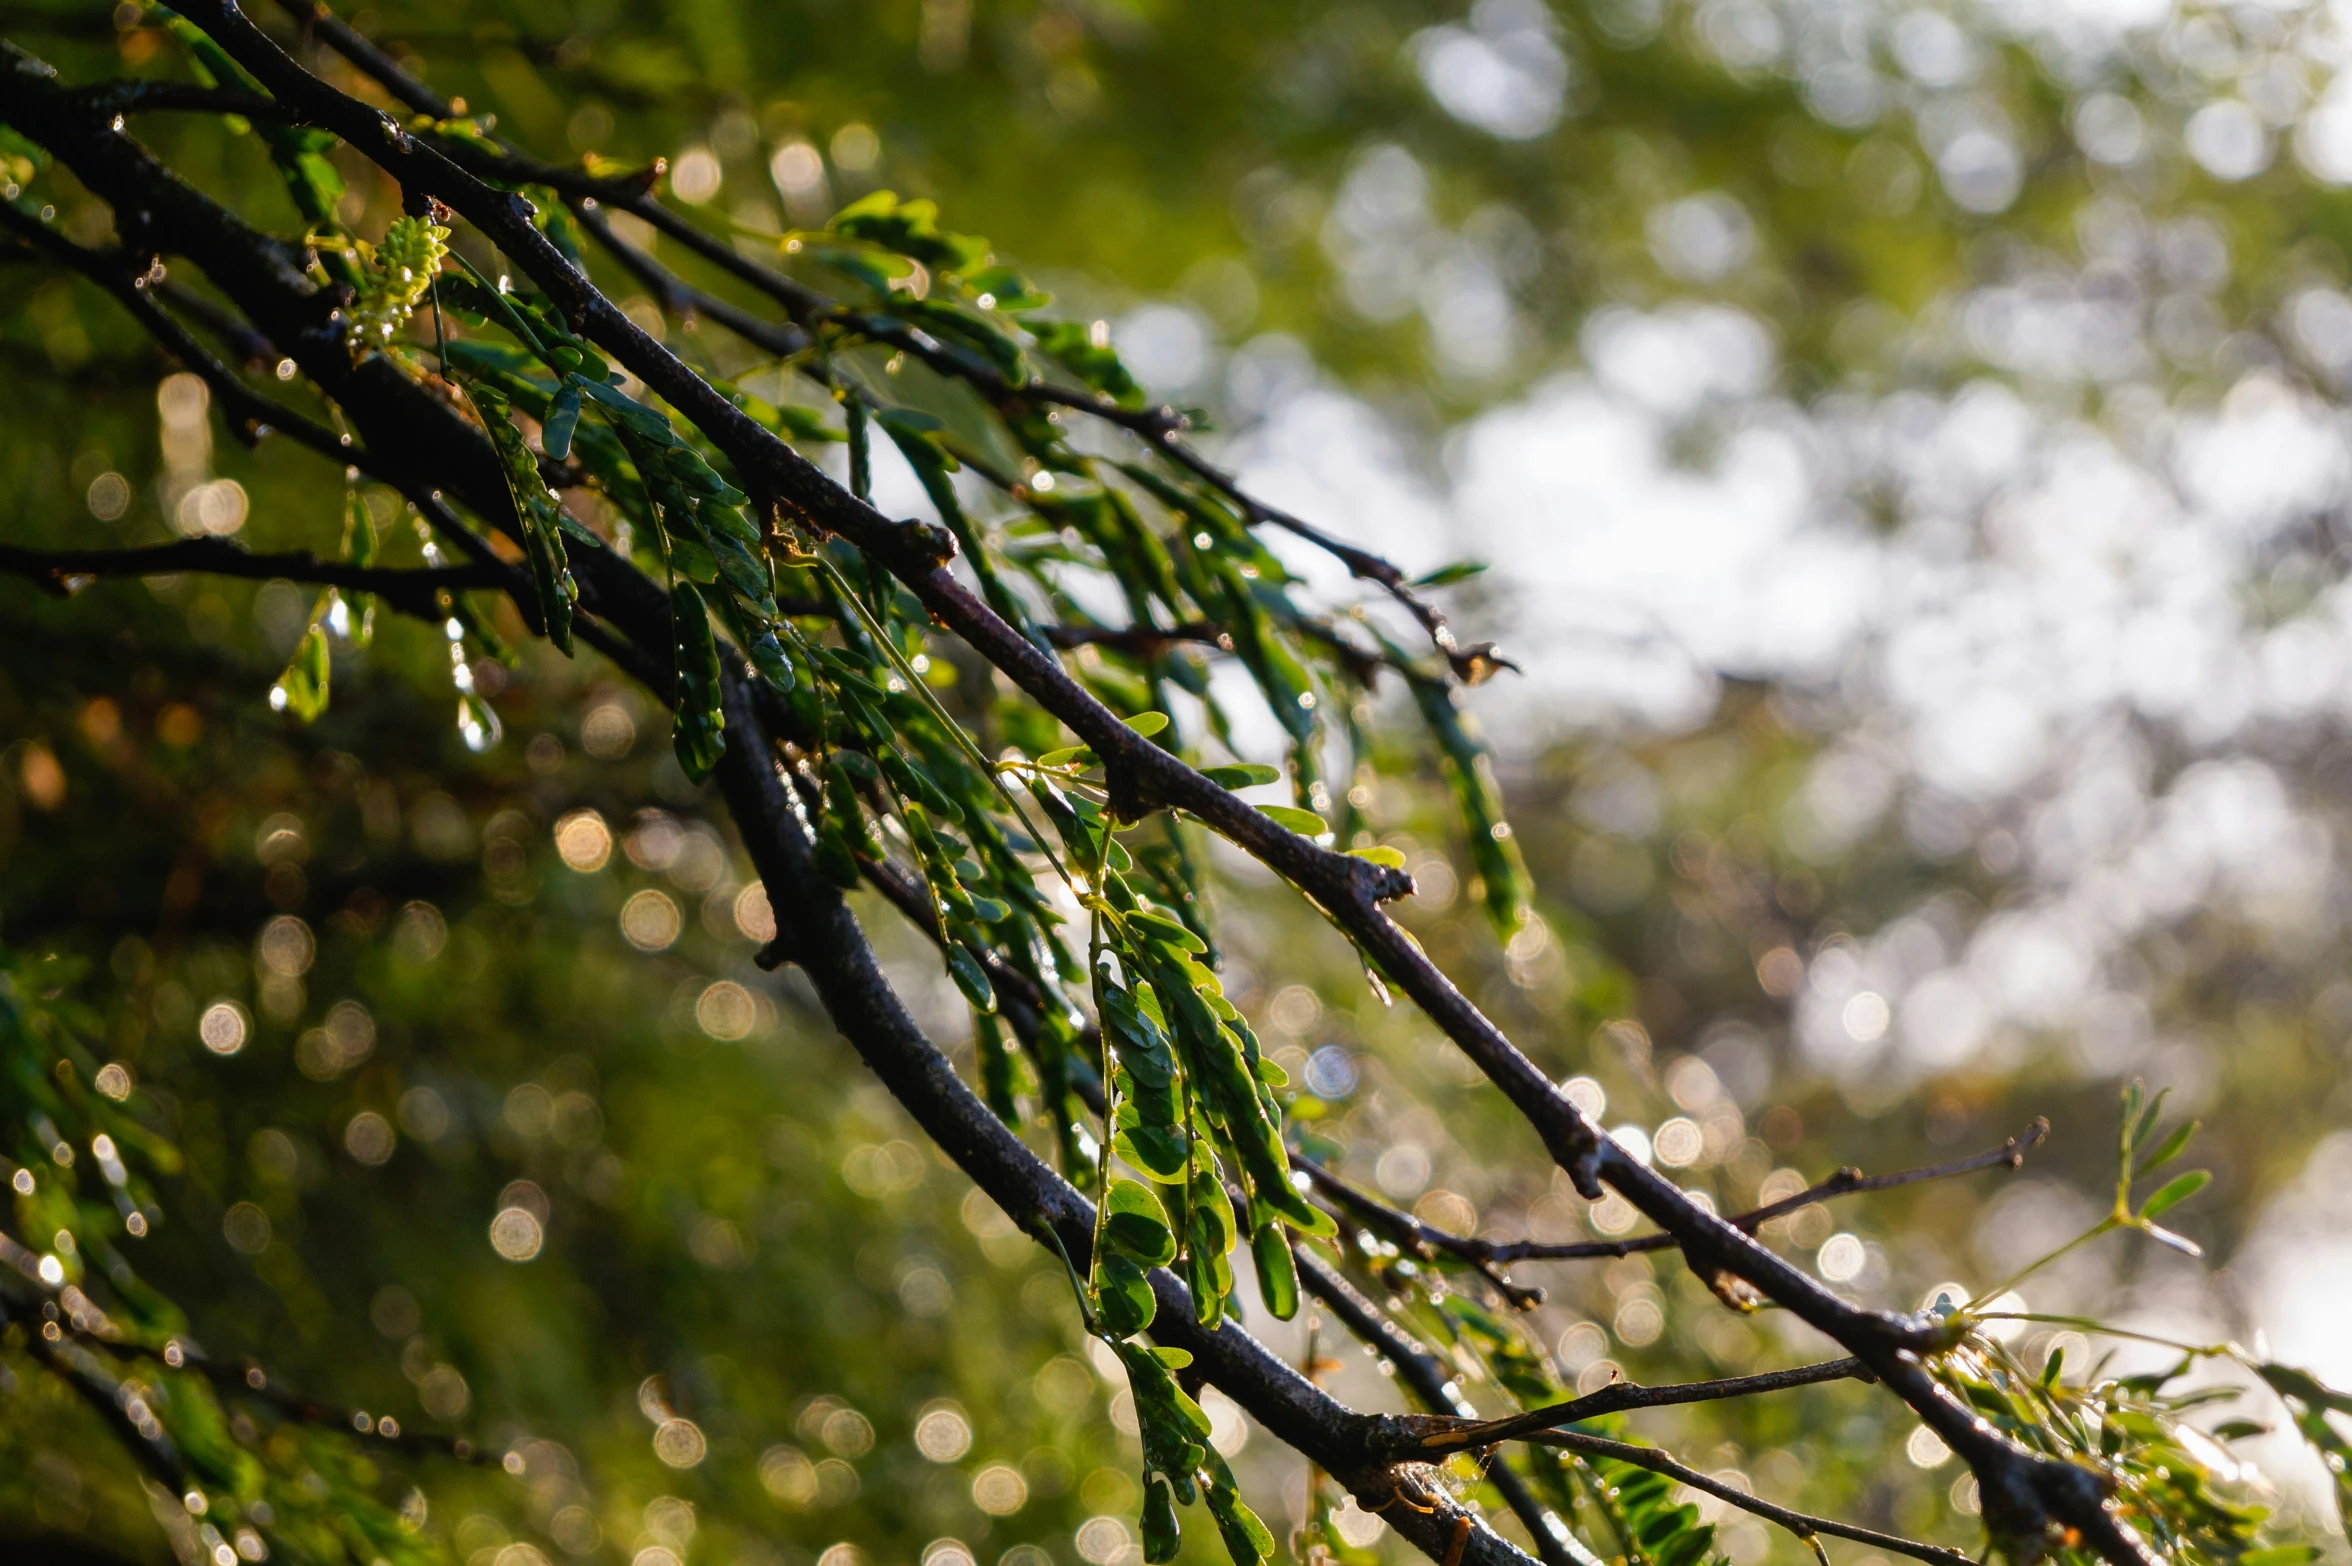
[{"x1": 12, "y1": 0, "x2": 2352, "y2": 1563}]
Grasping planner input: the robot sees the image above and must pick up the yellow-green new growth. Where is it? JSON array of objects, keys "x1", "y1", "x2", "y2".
[{"x1": 346, "y1": 214, "x2": 448, "y2": 353}]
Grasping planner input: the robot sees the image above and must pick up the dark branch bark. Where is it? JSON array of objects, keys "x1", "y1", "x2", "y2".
[
  {"x1": 0, "y1": 540, "x2": 500, "y2": 619},
  {"x1": 62, "y1": 79, "x2": 276, "y2": 119}
]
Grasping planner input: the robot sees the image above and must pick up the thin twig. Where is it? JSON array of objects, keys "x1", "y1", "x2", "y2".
[
  {"x1": 1296, "y1": 1158, "x2": 1544, "y2": 1308},
  {"x1": 154, "y1": 278, "x2": 281, "y2": 366},
  {"x1": 1524, "y1": 1428, "x2": 1978, "y2": 1566},
  {"x1": 1041, "y1": 620, "x2": 1234, "y2": 656},
  {"x1": 1410, "y1": 1360, "x2": 1869, "y2": 1453},
  {"x1": 1294, "y1": 1123, "x2": 2050, "y2": 1296},
  {"x1": 1487, "y1": 1121, "x2": 2051, "y2": 1264}
]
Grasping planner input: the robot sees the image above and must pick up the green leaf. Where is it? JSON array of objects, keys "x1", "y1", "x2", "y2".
[
  {"x1": 466, "y1": 380, "x2": 576, "y2": 655},
  {"x1": 1031, "y1": 318, "x2": 1144, "y2": 407},
  {"x1": 1093, "y1": 1250, "x2": 1156, "y2": 1337},
  {"x1": 1113, "y1": 1126, "x2": 1191, "y2": 1182},
  {"x1": 1408, "y1": 673, "x2": 1529, "y2": 934},
  {"x1": 2139, "y1": 1169, "x2": 2210, "y2": 1220},
  {"x1": 2263, "y1": 1363, "x2": 2352, "y2": 1537},
  {"x1": 542, "y1": 378, "x2": 583, "y2": 459},
  {"x1": 810, "y1": 244, "x2": 910, "y2": 298},
  {"x1": 442, "y1": 253, "x2": 550, "y2": 355},
  {"x1": 2133, "y1": 1119, "x2": 2200, "y2": 1180},
  {"x1": 670, "y1": 582, "x2": 727, "y2": 782},
  {"x1": 745, "y1": 629, "x2": 796, "y2": 695},
  {"x1": 1282, "y1": 1198, "x2": 1338, "y2": 1240},
  {"x1": 1201, "y1": 1455, "x2": 1275, "y2": 1566},
  {"x1": 1123, "y1": 711, "x2": 1170, "y2": 737},
  {"x1": 1249, "y1": 1221, "x2": 1298, "y2": 1321},
  {"x1": 1127, "y1": 911, "x2": 1206, "y2": 954},
  {"x1": 336, "y1": 490, "x2": 378, "y2": 649},
  {"x1": 1346, "y1": 845, "x2": 1406, "y2": 869},
  {"x1": 1100, "y1": 986, "x2": 1174, "y2": 1077},
  {"x1": 1410, "y1": 560, "x2": 1488, "y2": 588},
  {"x1": 2129, "y1": 1085, "x2": 2171, "y2": 1158},
  {"x1": 582, "y1": 378, "x2": 677, "y2": 441},
  {"x1": 828, "y1": 189, "x2": 989, "y2": 270},
  {"x1": 2238, "y1": 1549, "x2": 2321, "y2": 1566},
  {"x1": 1637, "y1": 1504, "x2": 1700, "y2": 1546},
  {"x1": 946, "y1": 943, "x2": 996, "y2": 1013},
  {"x1": 1141, "y1": 1474, "x2": 1181, "y2": 1565},
  {"x1": 764, "y1": 400, "x2": 844, "y2": 443},
  {"x1": 262, "y1": 125, "x2": 344, "y2": 228},
  {"x1": 1036, "y1": 745, "x2": 1097, "y2": 769},
  {"x1": 1200, "y1": 763, "x2": 1280, "y2": 790},
  {"x1": 1103, "y1": 1178, "x2": 1177, "y2": 1267},
  {"x1": 1656, "y1": 1524, "x2": 1716, "y2": 1566},
  {"x1": 1259, "y1": 805, "x2": 1326, "y2": 837},
  {"x1": 964, "y1": 265, "x2": 1052, "y2": 312},
  {"x1": 270, "y1": 619, "x2": 330, "y2": 722},
  {"x1": 2261, "y1": 1363, "x2": 2352, "y2": 1415}
]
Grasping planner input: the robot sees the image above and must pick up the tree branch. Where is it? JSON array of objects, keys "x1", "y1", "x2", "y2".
[
  {"x1": 171, "y1": 0, "x2": 1425, "y2": 970},
  {"x1": 0, "y1": 540, "x2": 501, "y2": 619},
  {"x1": 62, "y1": 79, "x2": 276, "y2": 119}
]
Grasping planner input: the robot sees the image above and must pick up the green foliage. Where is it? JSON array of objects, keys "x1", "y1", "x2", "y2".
[
  {"x1": 464, "y1": 380, "x2": 577, "y2": 657},
  {"x1": 2255, "y1": 1366, "x2": 2352, "y2": 1540},
  {"x1": 669, "y1": 580, "x2": 726, "y2": 782},
  {"x1": 1935, "y1": 1340, "x2": 2263, "y2": 1566}
]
